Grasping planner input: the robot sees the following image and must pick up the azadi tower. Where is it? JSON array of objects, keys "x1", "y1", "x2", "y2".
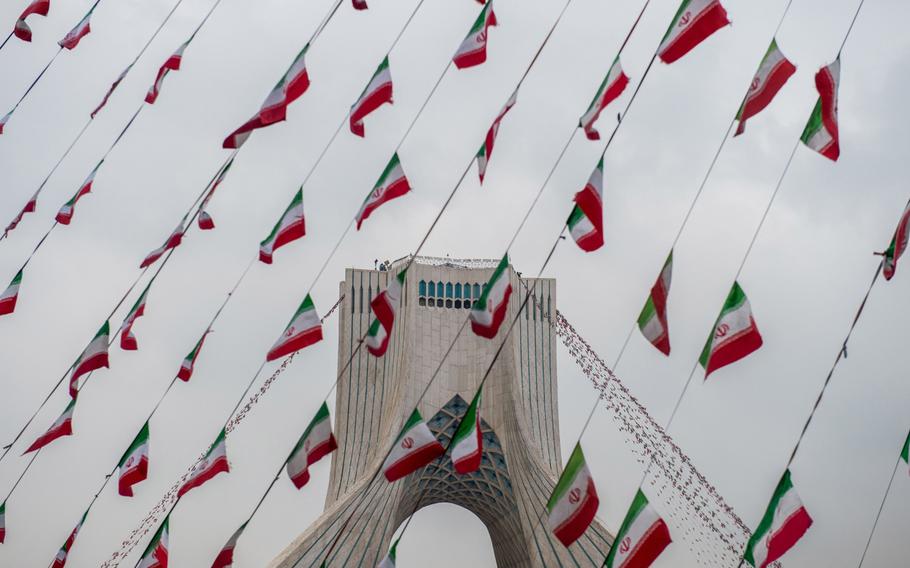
[{"x1": 269, "y1": 257, "x2": 613, "y2": 567}]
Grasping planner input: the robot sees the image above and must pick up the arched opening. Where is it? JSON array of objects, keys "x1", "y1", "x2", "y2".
[{"x1": 393, "y1": 504, "x2": 496, "y2": 568}]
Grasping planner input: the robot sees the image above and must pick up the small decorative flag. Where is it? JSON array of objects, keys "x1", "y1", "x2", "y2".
[
  {"x1": 137, "y1": 515, "x2": 169, "y2": 568},
  {"x1": 657, "y1": 0, "x2": 730, "y2": 64},
  {"x1": 355, "y1": 153, "x2": 412, "y2": 230},
  {"x1": 567, "y1": 157, "x2": 605, "y2": 252},
  {"x1": 377, "y1": 539, "x2": 399, "y2": 568},
  {"x1": 140, "y1": 221, "x2": 185, "y2": 269},
  {"x1": 198, "y1": 158, "x2": 234, "y2": 231},
  {"x1": 352, "y1": 0, "x2": 368, "y2": 9},
  {"x1": 603, "y1": 490, "x2": 672, "y2": 568},
  {"x1": 24, "y1": 397, "x2": 76, "y2": 454},
  {"x1": 56, "y1": 161, "x2": 102, "y2": 225},
  {"x1": 260, "y1": 189, "x2": 306, "y2": 264},
  {"x1": 882, "y1": 202, "x2": 910, "y2": 281},
  {"x1": 0, "y1": 501, "x2": 5, "y2": 543},
  {"x1": 744, "y1": 470, "x2": 813, "y2": 568},
  {"x1": 579, "y1": 55, "x2": 629, "y2": 141},
  {"x1": 267, "y1": 294, "x2": 323, "y2": 361},
  {"x1": 451, "y1": 389, "x2": 483, "y2": 474},
  {"x1": 547, "y1": 443, "x2": 599, "y2": 547},
  {"x1": 470, "y1": 254, "x2": 512, "y2": 338},
  {"x1": 350, "y1": 57, "x2": 393, "y2": 137},
  {"x1": 119, "y1": 284, "x2": 151, "y2": 351},
  {"x1": 0, "y1": 109, "x2": 12, "y2": 135},
  {"x1": 57, "y1": 8, "x2": 92, "y2": 50},
  {"x1": 178, "y1": 429, "x2": 230, "y2": 497},
  {"x1": 211, "y1": 522, "x2": 247, "y2": 568},
  {"x1": 4, "y1": 190, "x2": 39, "y2": 236},
  {"x1": 800, "y1": 57, "x2": 841, "y2": 161},
  {"x1": 699, "y1": 281, "x2": 762, "y2": 378},
  {"x1": 0, "y1": 269, "x2": 24, "y2": 317},
  {"x1": 735, "y1": 39, "x2": 796, "y2": 136},
  {"x1": 146, "y1": 40, "x2": 190, "y2": 104},
  {"x1": 14, "y1": 0, "x2": 50, "y2": 42},
  {"x1": 178, "y1": 331, "x2": 209, "y2": 382},
  {"x1": 901, "y1": 430, "x2": 909, "y2": 475},
  {"x1": 92, "y1": 65, "x2": 132, "y2": 119},
  {"x1": 382, "y1": 409, "x2": 445, "y2": 482},
  {"x1": 286, "y1": 402, "x2": 338, "y2": 489},
  {"x1": 366, "y1": 269, "x2": 407, "y2": 357},
  {"x1": 476, "y1": 90, "x2": 517, "y2": 184},
  {"x1": 51, "y1": 509, "x2": 88, "y2": 568},
  {"x1": 118, "y1": 422, "x2": 150, "y2": 497},
  {"x1": 453, "y1": 1, "x2": 497, "y2": 69},
  {"x1": 69, "y1": 321, "x2": 110, "y2": 398},
  {"x1": 637, "y1": 252, "x2": 673, "y2": 355}
]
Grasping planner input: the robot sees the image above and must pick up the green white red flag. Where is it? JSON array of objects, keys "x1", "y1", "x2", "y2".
[
  {"x1": 56, "y1": 161, "x2": 102, "y2": 225},
  {"x1": 453, "y1": 1, "x2": 497, "y2": 69},
  {"x1": 567, "y1": 158, "x2": 605, "y2": 252},
  {"x1": 377, "y1": 539, "x2": 399, "y2": 568},
  {"x1": 118, "y1": 422, "x2": 150, "y2": 497},
  {"x1": 3, "y1": 190, "x2": 39, "y2": 236},
  {"x1": 286, "y1": 402, "x2": 337, "y2": 489},
  {"x1": 260, "y1": 189, "x2": 305, "y2": 264},
  {"x1": 902, "y1": 431, "x2": 910, "y2": 475},
  {"x1": 476, "y1": 90, "x2": 517, "y2": 184},
  {"x1": 800, "y1": 58, "x2": 841, "y2": 161},
  {"x1": 735, "y1": 39, "x2": 796, "y2": 136},
  {"x1": 178, "y1": 429, "x2": 230, "y2": 497},
  {"x1": 140, "y1": 221, "x2": 185, "y2": 268},
  {"x1": 637, "y1": 251, "x2": 673, "y2": 355},
  {"x1": 451, "y1": 390, "x2": 483, "y2": 474},
  {"x1": 657, "y1": 0, "x2": 730, "y2": 64},
  {"x1": 50, "y1": 509, "x2": 88, "y2": 568},
  {"x1": 547, "y1": 443, "x2": 599, "y2": 547},
  {"x1": 882, "y1": 201, "x2": 910, "y2": 280},
  {"x1": 383, "y1": 409, "x2": 445, "y2": 482},
  {"x1": 699, "y1": 281, "x2": 762, "y2": 378},
  {"x1": 178, "y1": 331, "x2": 209, "y2": 382},
  {"x1": 210, "y1": 522, "x2": 247, "y2": 568},
  {"x1": 69, "y1": 321, "x2": 110, "y2": 398},
  {"x1": 267, "y1": 294, "x2": 323, "y2": 361},
  {"x1": 57, "y1": 8, "x2": 92, "y2": 50},
  {"x1": 0, "y1": 269, "x2": 23, "y2": 317},
  {"x1": 0, "y1": 501, "x2": 5, "y2": 543},
  {"x1": 24, "y1": 397, "x2": 76, "y2": 454},
  {"x1": 137, "y1": 516, "x2": 169, "y2": 568},
  {"x1": 603, "y1": 490, "x2": 671, "y2": 568},
  {"x1": 350, "y1": 57, "x2": 393, "y2": 137},
  {"x1": 744, "y1": 470, "x2": 813, "y2": 568},
  {"x1": 355, "y1": 153, "x2": 411, "y2": 230},
  {"x1": 146, "y1": 40, "x2": 190, "y2": 104},
  {"x1": 91, "y1": 65, "x2": 132, "y2": 119},
  {"x1": 470, "y1": 254, "x2": 512, "y2": 338},
  {"x1": 120, "y1": 283, "x2": 151, "y2": 350},
  {"x1": 579, "y1": 56, "x2": 628, "y2": 140},
  {"x1": 0, "y1": 109, "x2": 12, "y2": 135},
  {"x1": 366, "y1": 269, "x2": 406, "y2": 357},
  {"x1": 198, "y1": 158, "x2": 234, "y2": 231},
  {"x1": 14, "y1": 0, "x2": 50, "y2": 42}
]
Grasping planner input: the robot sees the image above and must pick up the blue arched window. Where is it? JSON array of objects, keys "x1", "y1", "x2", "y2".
[
  {"x1": 419, "y1": 280, "x2": 426, "y2": 296},
  {"x1": 427, "y1": 281, "x2": 435, "y2": 297},
  {"x1": 445, "y1": 283, "x2": 453, "y2": 298}
]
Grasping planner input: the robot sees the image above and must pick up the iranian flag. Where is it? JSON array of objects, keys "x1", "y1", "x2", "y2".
[
  {"x1": 547, "y1": 443, "x2": 599, "y2": 547},
  {"x1": 657, "y1": 0, "x2": 730, "y2": 64},
  {"x1": 140, "y1": 221, "x2": 185, "y2": 268},
  {"x1": 902, "y1": 430, "x2": 910, "y2": 475},
  {"x1": 4, "y1": 190, "x2": 39, "y2": 236},
  {"x1": 14, "y1": 0, "x2": 50, "y2": 42},
  {"x1": 637, "y1": 251, "x2": 673, "y2": 355},
  {"x1": 137, "y1": 516, "x2": 169, "y2": 568},
  {"x1": 567, "y1": 157, "x2": 605, "y2": 252},
  {"x1": 56, "y1": 162, "x2": 102, "y2": 225},
  {"x1": 355, "y1": 153, "x2": 411, "y2": 230},
  {"x1": 119, "y1": 284, "x2": 151, "y2": 351},
  {"x1": 350, "y1": 57, "x2": 393, "y2": 137},
  {"x1": 451, "y1": 390, "x2": 482, "y2": 474},
  {"x1": 0, "y1": 269, "x2": 23, "y2": 317},
  {"x1": 50, "y1": 509, "x2": 88, "y2": 568},
  {"x1": 178, "y1": 429, "x2": 230, "y2": 497},
  {"x1": 92, "y1": 65, "x2": 131, "y2": 119},
  {"x1": 0, "y1": 501, "x2": 5, "y2": 543},
  {"x1": 24, "y1": 397, "x2": 76, "y2": 454},
  {"x1": 198, "y1": 158, "x2": 234, "y2": 231},
  {"x1": 286, "y1": 402, "x2": 338, "y2": 489},
  {"x1": 603, "y1": 490, "x2": 672, "y2": 568},
  {"x1": 744, "y1": 470, "x2": 813, "y2": 568},
  {"x1": 211, "y1": 522, "x2": 247, "y2": 568},
  {"x1": 800, "y1": 58, "x2": 841, "y2": 161},
  {"x1": 882, "y1": 201, "x2": 910, "y2": 281},
  {"x1": 146, "y1": 40, "x2": 190, "y2": 104},
  {"x1": 260, "y1": 189, "x2": 306, "y2": 264},
  {"x1": 0, "y1": 110, "x2": 12, "y2": 135},
  {"x1": 266, "y1": 294, "x2": 323, "y2": 361},
  {"x1": 476, "y1": 90, "x2": 517, "y2": 184},
  {"x1": 579, "y1": 55, "x2": 629, "y2": 141},
  {"x1": 223, "y1": 44, "x2": 311, "y2": 149},
  {"x1": 453, "y1": 1, "x2": 497, "y2": 69},
  {"x1": 178, "y1": 331, "x2": 209, "y2": 382},
  {"x1": 470, "y1": 254, "x2": 512, "y2": 339},
  {"x1": 366, "y1": 269, "x2": 406, "y2": 357},
  {"x1": 382, "y1": 409, "x2": 445, "y2": 482},
  {"x1": 69, "y1": 321, "x2": 110, "y2": 399},
  {"x1": 377, "y1": 539, "x2": 399, "y2": 568},
  {"x1": 118, "y1": 422, "x2": 150, "y2": 497},
  {"x1": 699, "y1": 281, "x2": 762, "y2": 379},
  {"x1": 734, "y1": 39, "x2": 796, "y2": 136},
  {"x1": 58, "y1": 8, "x2": 92, "y2": 50}
]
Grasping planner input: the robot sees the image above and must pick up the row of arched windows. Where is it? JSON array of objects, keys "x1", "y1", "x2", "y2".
[{"x1": 418, "y1": 280, "x2": 486, "y2": 309}]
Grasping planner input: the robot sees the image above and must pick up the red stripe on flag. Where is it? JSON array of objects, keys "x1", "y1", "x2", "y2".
[
  {"x1": 384, "y1": 442, "x2": 445, "y2": 482},
  {"x1": 659, "y1": 2, "x2": 729, "y2": 64},
  {"x1": 552, "y1": 476, "x2": 599, "y2": 547}
]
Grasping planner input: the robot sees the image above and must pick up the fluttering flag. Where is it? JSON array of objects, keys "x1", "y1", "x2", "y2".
[
  {"x1": 350, "y1": 57, "x2": 393, "y2": 137},
  {"x1": 355, "y1": 153, "x2": 411, "y2": 230},
  {"x1": 882, "y1": 202, "x2": 910, "y2": 281},
  {"x1": 699, "y1": 281, "x2": 762, "y2": 378},
  {"x1": 211, "y1": 522, "x2": 247, "y2": 568},
  {"x1": 260, "y1": 189, "x2": 305, "y2": 264},
  {"x1": 4, "y1": 190, "x2": 39, "y2": 236},
  {"x1": 267, "y1": 294, "x2": 323, "y2": 361},
  {"x1": 567, "y1": 158, "x2": 605, "y2": 252},
  {"x1": 50, "y1": 509, "x2": 88, "y2": 568},
  {"x1": 366, "y1": 269, "x2": 407, "y2": 357},
  {"x1": 56, "y1": 161, "x2": 102, "y2": 225},
  {"x1": 902, "y1": 431, "x2": 910, "y2": 475},
  {"x1": 68, "y1": 321, "x2": 110, "y2": 398},
  {"x1": 451, "y1": 390, "x2": 483, "y2": 474},
  {"x1": 0, "y1": 110, "x2": 12, "y2": 135},
  {"x1": 118, "y1": 422, "x2": 150, "y2": 497},
  {"x1": 353, "y1": 0, "x2": 368, "y2": 9},
  {"x1": 178, "y1": 331, "x2": 209, "y2": 382},
  {"x1": 603, "y1": 490, "x2": 672, "y2": 568},
  {"x1": 657, "y1": 0, "x2": 730, "y2": 64},
  {"x1": 140, "y1": 221, "x2": 185, "y2": 269},
  {"x1": 801, "y1": 57, "x2": 841, "y2": 161},
  {"x1": 178, "y1": 429, "x2": 230, "y2": 497},
  {"x1": 744, "y1": 470, "x2": 812, "y2": 568},
  {"x1": 286, "y1": 402, "x2": 337, "y2": 489},
  {"x1": 0, "y1": 501, "x2": 5, "y2": 543},
  {"x1": 119, "y1": 284, "x2": 151, "y2": 350},
  {"x1": 146, "y1": 40, "x2": 190, "y2": 104},
  {"x1": 547, "y1": 443, "x2": 599, "y2": 547},
  {"x1": 470, "y1": 254, "x2": 512, "y2": 338},
  {"x1": 637, "y1": 252, "x2": 673, "y2": 355},
  {"x1": 579, "y1": 56, "x2": 629, "y2": 141},
  {"x1": 0, "y1": 270, "x2": 23, "y2": 317},
  {"x1": 137, "y1": 516, "x2": 169, "y2": 568},
  {"x1": 476, "y1": 90, "x2": 517, "y2": 184},
  {"x1": 453, "y1": 1, "x2": 497, "y2": 69},
  {"x1": 91, "y1": 65, "x2": 131, "y2": 119},
  {"x1": 377, "y1": 539, "x2": 399, "y2": 568},
  {"x1": 57, "y1": 8, "x2": 92, "y2": 50},
  {"x1": 223, "y1": 44, "x2": 311, "y2": 149},
  {"x1": 14, "y1": 0, "x2": 50, "y2": 42},
  {"x1": 198, "y1": 158, "x2": 234, "y2": 231},
  {"x1": 24, "y1": 398, "x2": 76, "y2": 453},
  {"x1": 382, "y1": 409, "x2": 445, "y2": 482},
  {"x1": 734, "y1": 39, "x2": 796, "y2": 136}
]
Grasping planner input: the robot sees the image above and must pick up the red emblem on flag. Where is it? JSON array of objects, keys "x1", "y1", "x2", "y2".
[{"x1": 402, "y1": 437, "x2": 414, "y2": 449}]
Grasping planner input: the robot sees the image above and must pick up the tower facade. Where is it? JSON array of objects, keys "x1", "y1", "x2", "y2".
[{"x1": 269, "y1": 257, "x2": 612, "y2": 567}]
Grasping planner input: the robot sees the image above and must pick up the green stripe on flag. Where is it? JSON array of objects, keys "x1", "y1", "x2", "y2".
[
  {"x1": 800, "y1": 100, "x2": 824, "y2": 143},
  {"x1": 118, "y1": 422, "x2": 150, "y2": 467},
  {"x1": 547, "y1": 443, "x2": 587, "y2": 511},
  {"x1": 452, "y1": 390, "x2": 481, "y2": 447}
]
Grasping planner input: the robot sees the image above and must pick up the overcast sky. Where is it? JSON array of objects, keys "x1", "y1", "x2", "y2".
[{"x1": 1, "y1": 0, "x2": 909, "y2": 567}]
